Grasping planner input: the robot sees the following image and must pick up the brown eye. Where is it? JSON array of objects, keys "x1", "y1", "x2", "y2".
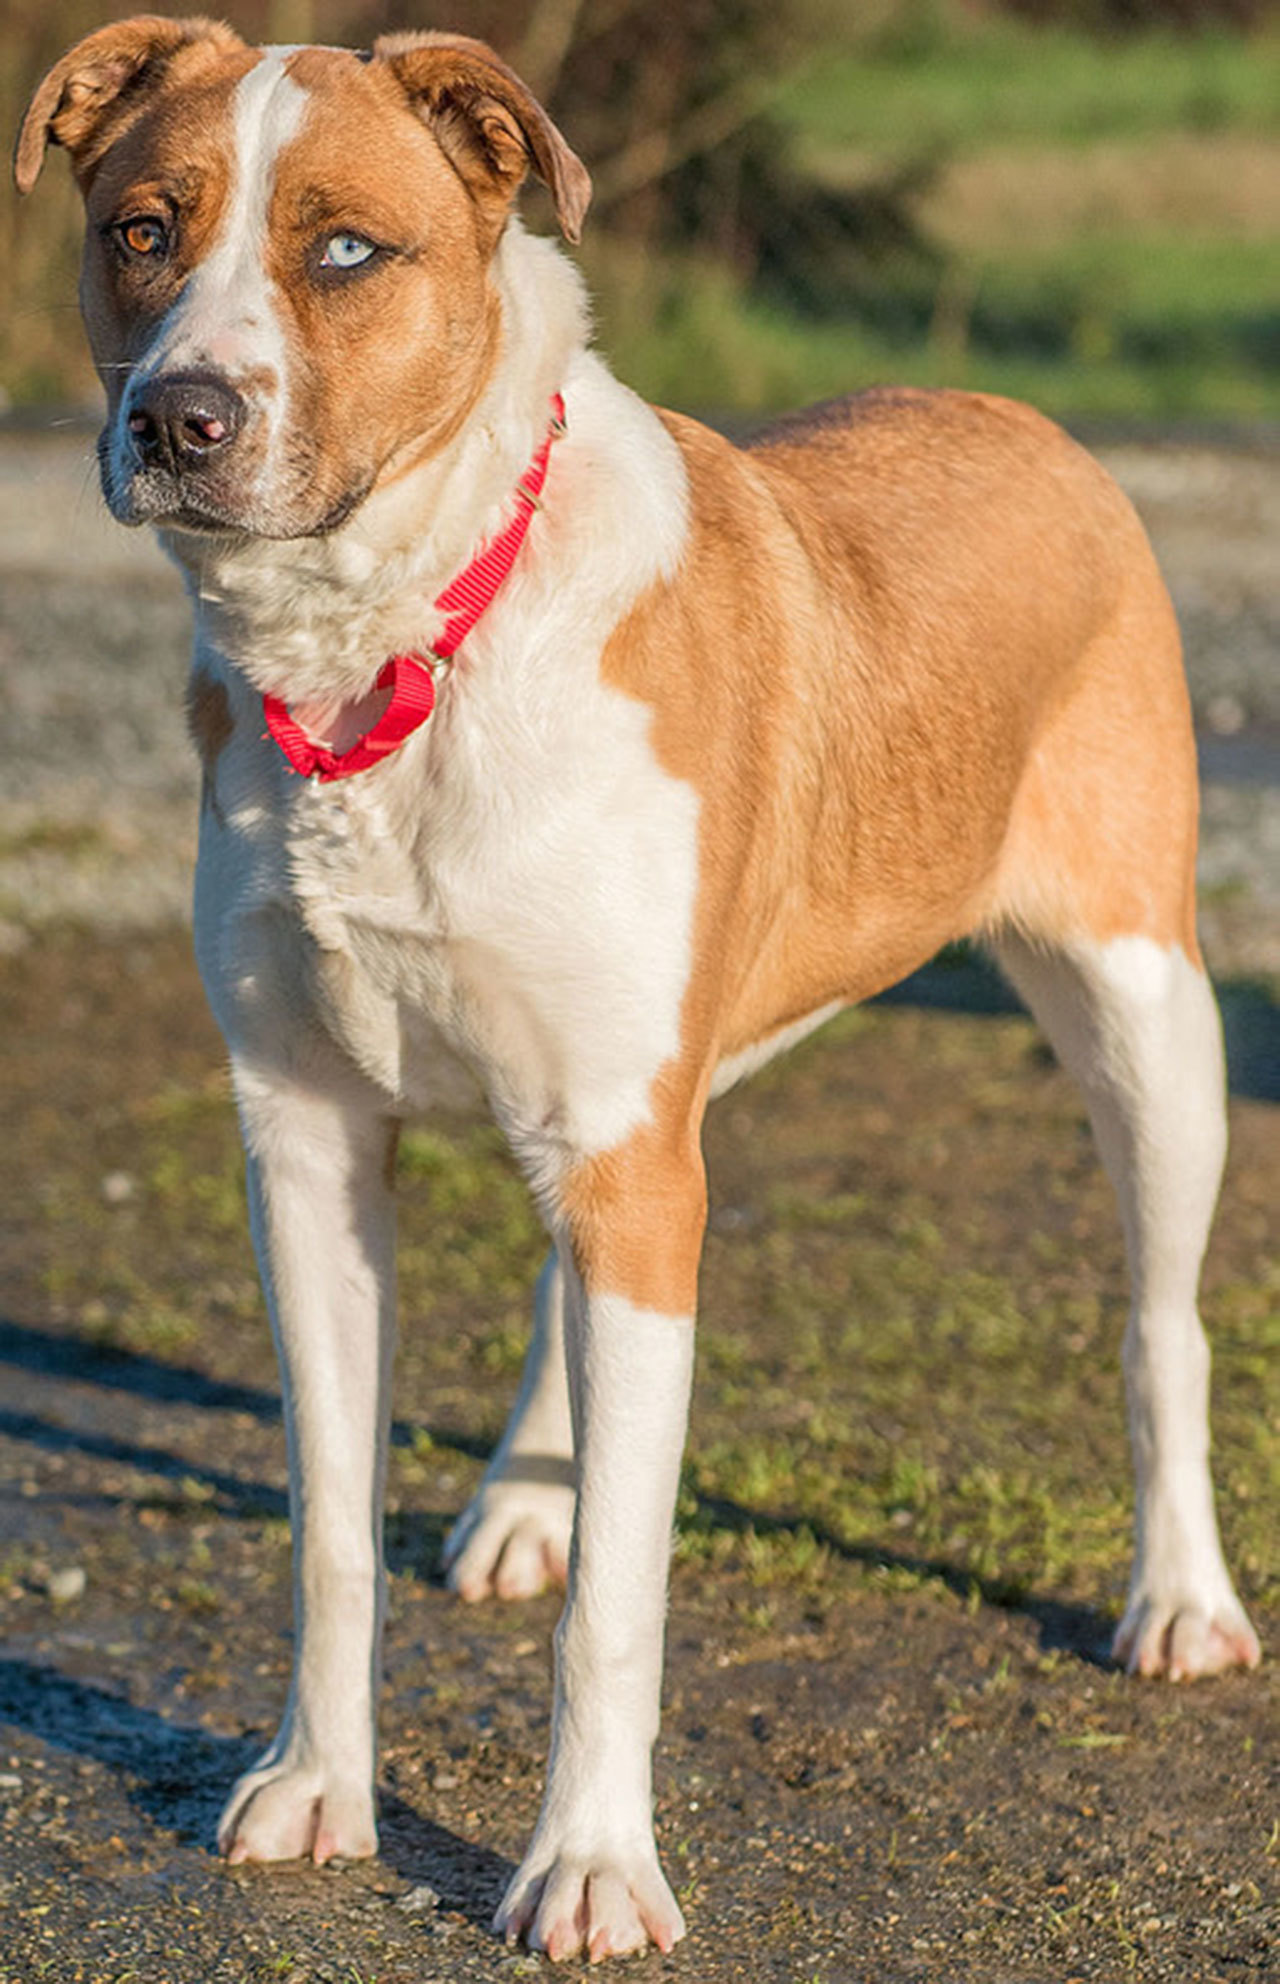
[{"x1": 118, "y1": 217, "x2": 169, "y2": 259}]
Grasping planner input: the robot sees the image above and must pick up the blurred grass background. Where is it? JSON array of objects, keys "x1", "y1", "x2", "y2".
[{"x1": 3, "y1": 0, "x2": 1278, "y2": 421}]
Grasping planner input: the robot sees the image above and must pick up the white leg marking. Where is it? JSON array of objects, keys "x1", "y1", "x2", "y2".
[
  {"x1": 993, "y1": 932, "x2": 1260, "y2": 1679},
  {"x1": 495, "y1": 1287, "x2": 693, "y2": 1959},
  {"x1": 216, "y1": 1064, "x2": 396, "y2": 1864},
  {"x1": 442, "y1": 1249, "x2": 576, "y2": 1601}
]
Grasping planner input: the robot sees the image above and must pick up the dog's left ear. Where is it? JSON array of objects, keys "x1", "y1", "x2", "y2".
[{"x1": 374, "y1": 31, "x2": 591, "y2": 245}]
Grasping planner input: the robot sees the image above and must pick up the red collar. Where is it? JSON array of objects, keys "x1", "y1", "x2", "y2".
[{"x1": 263, "y1": 393, "x2": 566, "y2": 783}]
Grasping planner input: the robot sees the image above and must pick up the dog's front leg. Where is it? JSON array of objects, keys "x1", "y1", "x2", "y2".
[
  {"x1": 217, "y1": 1060, "x2": 398, "y2": 1866},
  {"x1": 496, "y1": 1144, "x2": 703, "y2": 1960}
]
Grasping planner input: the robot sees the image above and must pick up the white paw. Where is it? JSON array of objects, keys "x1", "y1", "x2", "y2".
[
  {"x1": 442, "y1": 1478, "x2": 574, "y2": 1603},
  {"x1": 495, "y1": 1845, "x2": 686, "y2": 1961},
  {"x1": 1113, "y1": 1591, "x2": 1261, "y2": 1680},
  {"x1": 217, "y1": 1757, "x2": 377, "y2": 1865}
]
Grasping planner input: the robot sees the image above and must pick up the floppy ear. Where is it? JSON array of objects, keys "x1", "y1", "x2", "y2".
[
  {"x1": 373, "y1": 31, "x2": 591, "y2": 246},
  {"x1": 14, "y1": 13, "x2": 245, "y2": 195}
]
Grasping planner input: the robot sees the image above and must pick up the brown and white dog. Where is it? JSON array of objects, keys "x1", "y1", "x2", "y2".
[{"x1": 17, "y1": 15, "x2": 1261, "y2": 1961}]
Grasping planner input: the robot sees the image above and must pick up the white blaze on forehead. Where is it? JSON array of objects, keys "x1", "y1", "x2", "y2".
[{"x1": 146, "y1": 50, "x2": 309, "y2": 386}]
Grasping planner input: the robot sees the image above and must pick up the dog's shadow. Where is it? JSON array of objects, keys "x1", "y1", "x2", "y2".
[
  {"x1": 0, "y1": 1312, "x2": 1117, "y2": 1669},
  {"x1": 0, "y1": 1656, "x2": 512, "y2": 1928},
  {"x1": 687, "y1": 1492, "x2": 1115, "y2": 1667},
  {"x1": 877, "y1": 946, "x2": 1280, "y2": 1104}
]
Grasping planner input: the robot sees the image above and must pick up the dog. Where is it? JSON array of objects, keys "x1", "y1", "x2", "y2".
[{"x1": 17, "y1": 16, "x2": 1261, "y2": 1961}]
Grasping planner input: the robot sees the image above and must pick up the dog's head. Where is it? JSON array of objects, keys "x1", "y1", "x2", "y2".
[{"x1": 15, "y1": 16, "x2": 590, "y2": 540}]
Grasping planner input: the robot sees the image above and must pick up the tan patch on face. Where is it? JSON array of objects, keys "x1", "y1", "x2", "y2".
[
  {"x1": 248, "y1": 52, "x2": 502, "y2": 519},
  {"x1": 78, "y1": 50, "x2": 261, "y2": 413},
  {"x1": 70, "y1": 39, "x2": 506, "y2": 535}
]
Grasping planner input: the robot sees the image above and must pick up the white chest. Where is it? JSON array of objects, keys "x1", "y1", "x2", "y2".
[{"x1": 206, "y1": 648, "x2": 701, "y2": 1166}]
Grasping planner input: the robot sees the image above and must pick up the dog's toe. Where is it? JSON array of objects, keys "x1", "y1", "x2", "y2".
[
  {"x1": 496, "y1": 1849, "x2": 685, "y2": 1962},
  {"x1": 443, "y1": 1481, "x2": 572, "y2": 1603},
  {"x1": 1113, "y1": 1596, "x2": 1261, "y2": 1680},
  {"x1": 218, "y1": 1764, "x2": 377, "y2": 1865}
]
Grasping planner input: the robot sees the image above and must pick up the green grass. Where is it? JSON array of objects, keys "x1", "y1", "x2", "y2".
[
  {"x1": 589, "y1": 10, "x2": 1280, "y2": 424},
  {"x1": 784, "y1": 19, "x2": 1280, "y2": 157},
  {"x1": 397, "y1": 1122, "x2": 547, "y2": 1308},
  {"x1": 590, "y1": 227, "x2": 1280, "y2": 422},
  {"x1": 13, "y1": 936, "x2": 1278, "y2": 1640}
]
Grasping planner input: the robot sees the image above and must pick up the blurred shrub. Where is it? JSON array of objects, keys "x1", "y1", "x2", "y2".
[{"x1": 1002, "y1": 1, "x2": 1264, "y2": 26}]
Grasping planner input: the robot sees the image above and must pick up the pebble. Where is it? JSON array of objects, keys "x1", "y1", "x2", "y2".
[
  {"x1": 46, "y1": 1566, "x2": 87, "y2": 1603},
  {"x1": 101, "y1": 1170, "x2": 136, "y2": 1204},
  {"x1": 396, "y1": 1882, "x2": 442, "y2": 1913},
  {"x1": 1205, "y1": 693, "x2": 1246, "y2": 736}
]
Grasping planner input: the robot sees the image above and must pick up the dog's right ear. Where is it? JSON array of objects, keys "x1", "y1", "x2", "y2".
[{"x1": 14, "y1": 14, "x2": 245, "y2": 195}]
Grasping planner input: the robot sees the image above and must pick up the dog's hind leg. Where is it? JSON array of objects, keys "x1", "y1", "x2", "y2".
[
  {"x1": 988, "y1": 927, "x2": 1260, "y2": 1678},
  {"x1": 441, "y1": 1248, "x2": 576, "y2": 1600}
]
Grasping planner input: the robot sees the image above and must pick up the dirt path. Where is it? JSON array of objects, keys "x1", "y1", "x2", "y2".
[{"x1": 0, "y1": 425, "x2": 1277, "y2": 1983}]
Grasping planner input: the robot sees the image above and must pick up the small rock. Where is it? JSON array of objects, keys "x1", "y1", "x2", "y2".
[
  {"x1": 432, "y1": 1770, "x2": 459, "y2": 1791},
  {"x1": 101, "y1": 1170, "x2": 135, "y2": 1204},
  {"x1": 46, "y1": 1566, "x2": 87, "y2": 1603},
  {"x1": 397, "y1": 1882, "x2": 442, "y2": 1914},
  {"x1": 0, "y1": 1773, "x2": 22, "y2": 1793},
  {"x1": 1205, "y1": 693, "x2": 1246, "y2": 736}
]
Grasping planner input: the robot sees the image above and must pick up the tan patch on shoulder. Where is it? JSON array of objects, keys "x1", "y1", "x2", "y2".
[
  {"x1": 605, "y1": 395, "x2": 1200, "y2": 1069},
  {"x1": 743, "y1": 385, "x2": 928, "y2": 452},
  {"x1": 186, "y1": 669, "x2": 233, "y2": 794},
  {"x1": 557, "y1": 1070, "x2": 708, "y2": 1315},
  {"x1": 382, "y1": 1119, "x2": 401, "y2": 1194}
]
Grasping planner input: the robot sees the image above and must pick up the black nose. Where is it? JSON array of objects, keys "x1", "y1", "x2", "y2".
[{"x1": 127, "y1": 372, "x2": 245, "y2": 472}]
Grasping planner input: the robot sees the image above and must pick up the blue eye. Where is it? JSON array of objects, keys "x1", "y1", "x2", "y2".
[{"x1": 320, "y1": 233, "x2": 376, "y2": 270}]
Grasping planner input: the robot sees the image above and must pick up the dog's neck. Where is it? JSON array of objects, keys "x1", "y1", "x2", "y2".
[{"x1": 166, "y1": 224, "x2": 590, "y2": 709}]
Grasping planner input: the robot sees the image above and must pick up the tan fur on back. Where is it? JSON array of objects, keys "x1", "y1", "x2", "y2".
[{"x1": 598, "y1": 387, "x2": 1198, "y2": 1095}]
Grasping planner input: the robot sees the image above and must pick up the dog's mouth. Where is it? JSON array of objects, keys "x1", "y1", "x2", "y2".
[{"x1": 98, "y1": 431, "x2": 371, "y2": 541}]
